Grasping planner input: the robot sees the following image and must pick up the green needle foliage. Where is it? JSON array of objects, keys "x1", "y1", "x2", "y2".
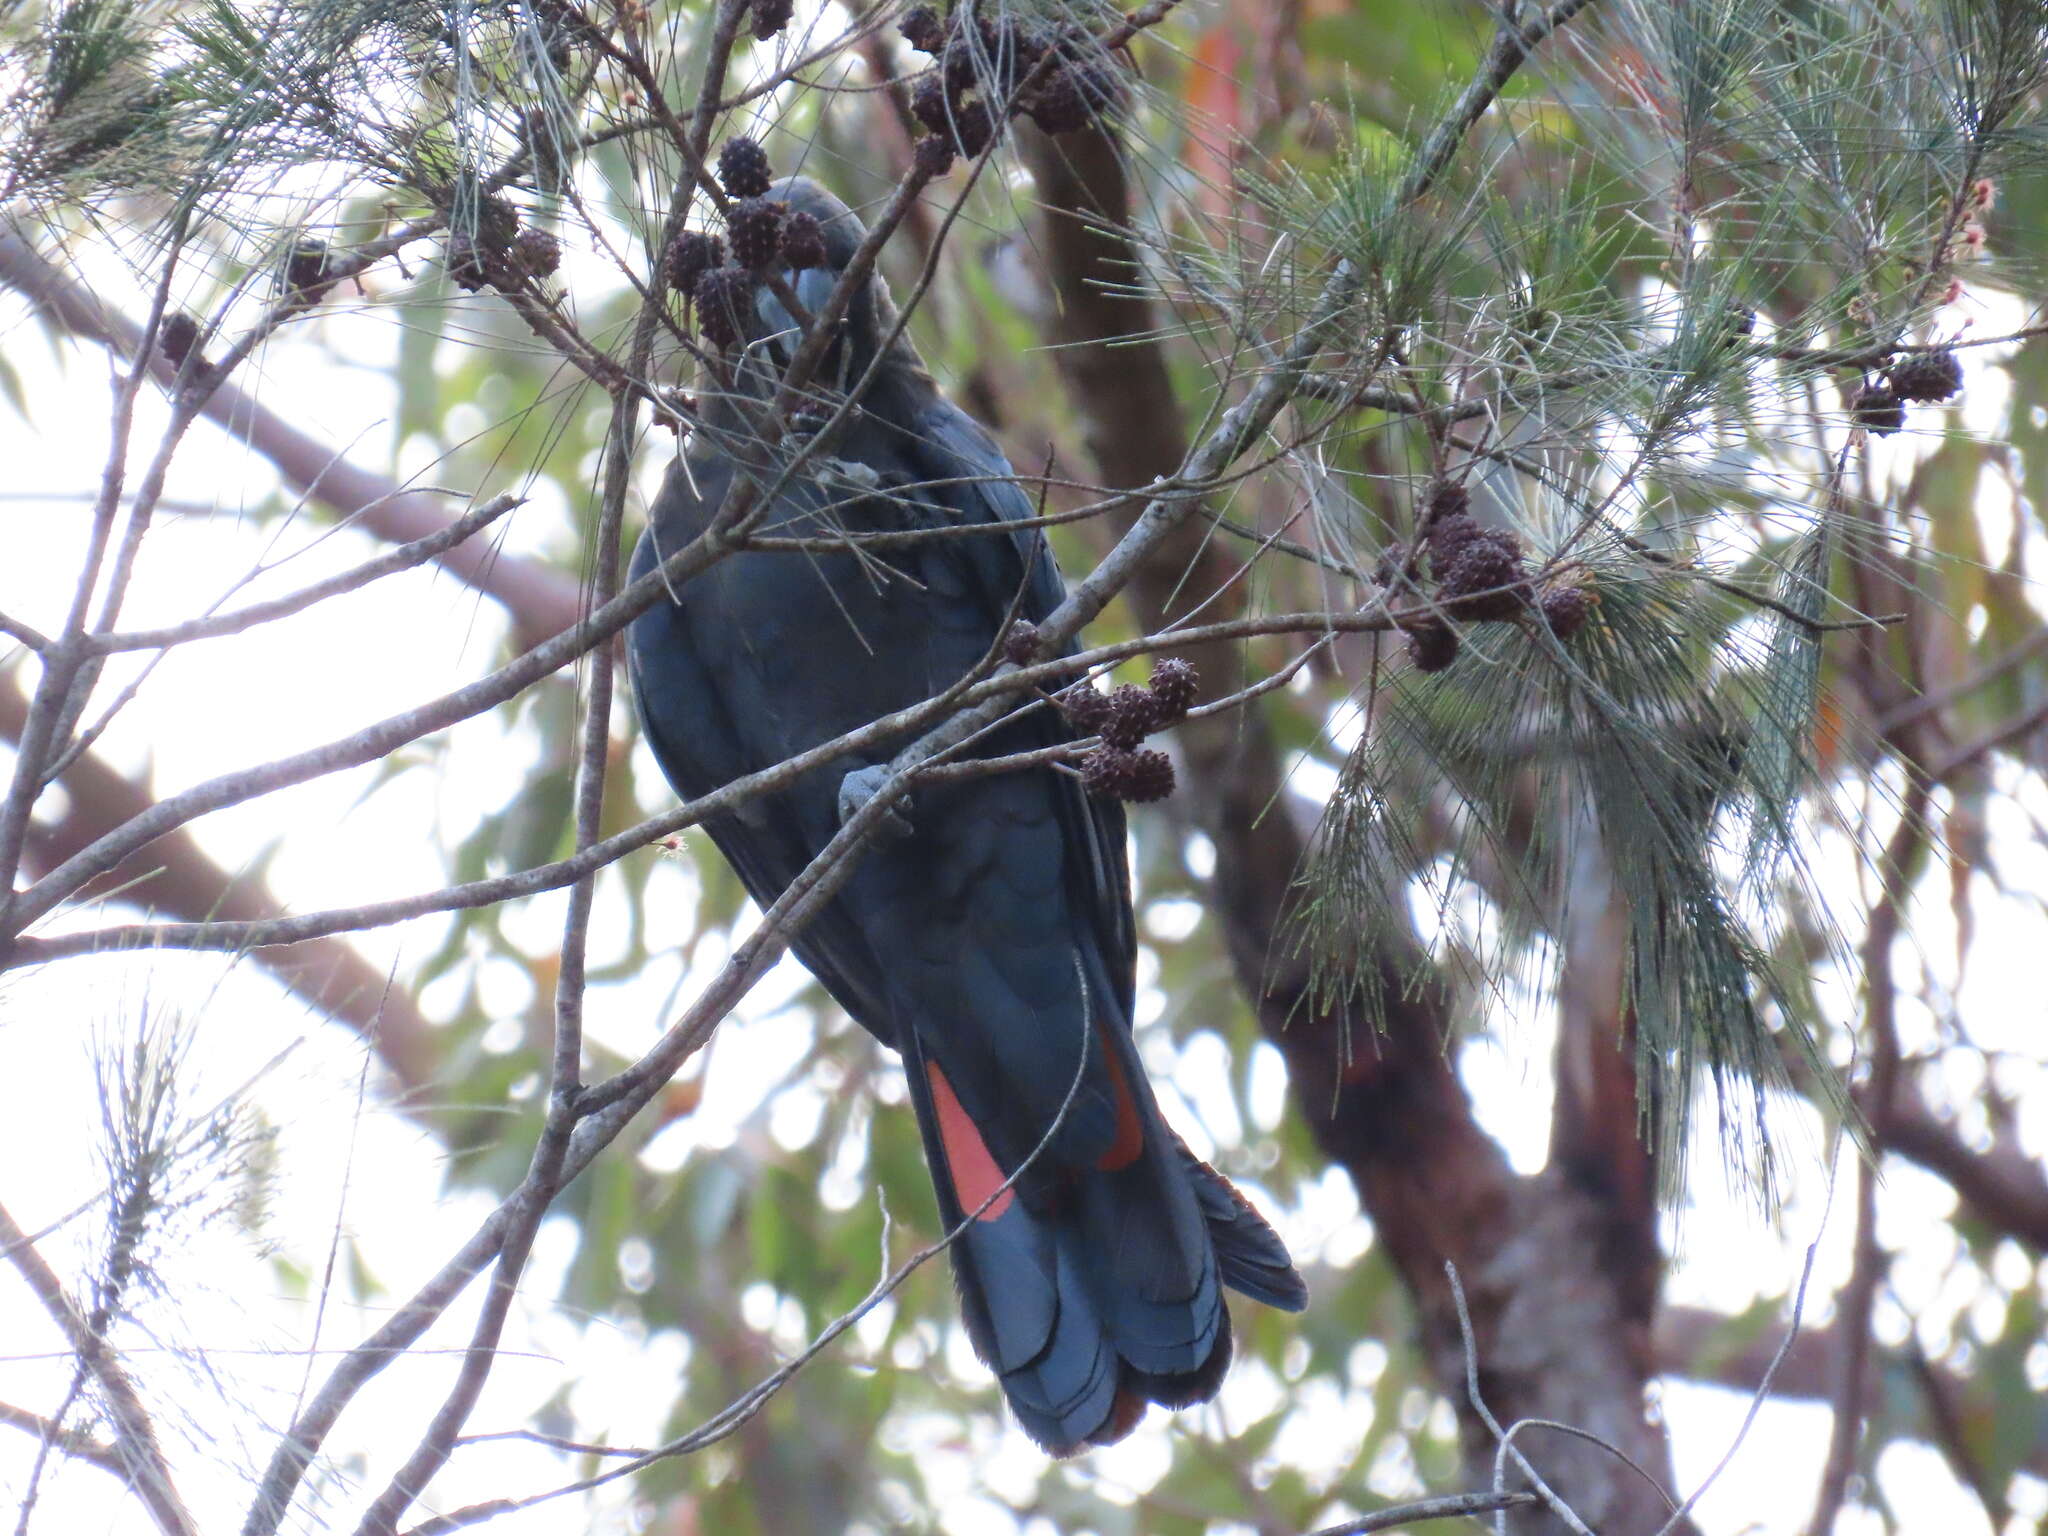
[
  {"x1": 3, "y1": 0, "x2": 2047, "y2": 1523},
  {"x1": 1144, "y1": 0, "x2": 2048, "y2": 1195}
]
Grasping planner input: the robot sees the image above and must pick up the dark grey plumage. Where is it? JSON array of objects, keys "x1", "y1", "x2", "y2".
[{"x1": 628, "y1": 177, "x2": 1304, "y2": 1454}]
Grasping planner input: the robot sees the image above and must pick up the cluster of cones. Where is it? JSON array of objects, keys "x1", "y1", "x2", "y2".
[
  {"x1": 898, "y1": 3, "x2": 1125, "y2": 174},
  {"x1": 440, "y1": 193, "x2": 562, "y2": 293},
  {"x1": 1396, "y1": 483, "x2": 1591, "y2": 675},
  {"x1": 662, "y1": 136, "x2": 829, "y2": 350},
  {"x1": 1846, "y1": 348, "x2": 1965, "y2": 437},
  {"x1": 1056, "y1": 658, "x2": 1199, "y2": 804}
]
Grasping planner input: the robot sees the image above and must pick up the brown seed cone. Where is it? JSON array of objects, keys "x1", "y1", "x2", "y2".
[
  {"x1": 1082, "y1": 746, "x2": 1176, "y2": 803},
  {"x1": 778, "y1": 210, "x2": 826, "y2": 271},
  {"x1": 472, "y1": 193, "x2": 519, "y2": 252},
  {"x1": 941, "y1": 33, "x2": 979, "y2": 92},
  {"x1": 1438, "y1": 536, "x2": 1531, "y2": 620},
  {"x1": 158, "y1": 311, "x2": 203, "y2": 369},
  {"x1": 283, "y1": 239, "x2": 334, "y2": 302},
  {"x1": 445, "y1": 234, "x2": 491, "y2": 292},
  {"x1": 1426, "y1": 512, "x2": 1484, "y2": 571},
  {"x1": 950, "y1": 98, "x2": 996, "y2": 157},
  {"x1": 1849, "y1": 382, "x2": 1905, "y2": 436},
  {"x1": 1121, "y1": 749, "x2": 1177, "y2": 803},
  {"x1": 1059, "y1": 684, "x2": 1111, "y2": 735},
  {"x1": 1148, "y1": 658, "x2": 1198, "y2": 718},
  {"x1": 510, "y1": 226, "x2": 561, "y2": 280},
  {"x1": 717, "y1": 135, "x2": 773, "y2": 199},
  {"x1": 1025, "y1": 67, "x2": 1089, "y2": 133},
  {"x1": 910, "y1": 74, "x2": 955, "y2": 135},
  {"x1": 1098, "y1": 683, "x2": 1164, "y2": 750},
  {"x1": 1539, "y1": 584, "x2": 1592, "y2": 641},
  {"x1": 912, "y1": 133, "x2": 957, "y2": 177},
  {"x1": 1886, "y1": 349, "x2": 1963, "y2": 404},
  {"x1": 726, "y1": 196, "x2": 786, "y2": 270},
  {"x1": 900, "y1": 5, "x2": 944, "y2": 53},
  {"x1": 750, "y1": 0, "x2": 792, "y2": 40},
  {"x1": 663, "y1": 230, "x2": 724, "y2": 296},
  {"x1": 692, "y1": 265, "x2": 754, "y2": 349}
]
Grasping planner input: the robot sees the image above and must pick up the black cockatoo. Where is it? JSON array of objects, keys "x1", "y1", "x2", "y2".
[{"x1": 628, "y1": 177, "x2": 1305, "y2": 1454}]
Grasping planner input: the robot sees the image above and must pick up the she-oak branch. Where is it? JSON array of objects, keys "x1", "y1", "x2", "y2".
[{"x1": 0, "y1": 3, "x2": 1609, "y2": 1533}]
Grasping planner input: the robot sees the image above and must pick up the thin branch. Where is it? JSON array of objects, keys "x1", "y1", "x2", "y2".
[
  {"x1": 1493, "y1": 1419, "x2": 1678, "y2": 1516},
  {"x1": 1443, "y1": 1262, "x2": 1593, "y2": 1536},
  {"x1": 0, "y1": 1200, "x2": 195, "y2": 1536},
  {"x1": 0, "y1": 611, "x2": 50, "y2": 651},
  {"x1": 89, "y1": 495, "x2": 525, "y2": 654},
  {"x1": 4, "y1": 599, "x2": 1458, "y2": 963},
  {"x1": 397, "y1": 1018, "x2": 1102, "y2": 1536},
  {"x1": 343, "y1": 489, "x2": 614, "y2": 1536},
  {"x1": 0, "y1": 228, "x2": 584, "y2": 647},
  {"x1": 1651, "y1": 1238, "x2": 1828, "y2": 1535},
  {"x1": 1929, "y1": 690, "x2": 2048, "y2": 781},
  {"x1": 0, "y1": 515, "x2": 730, "y2": 935},
  {"x1": 1301, "y1": 1492, "x2": 1539, "y2": 1536},
  {"x1": 240, "y1": 707, "x2": 931, "y2": 1535},
  {"x1": 1881, "y1": 1087, "x2": 2048, "y2": 1251},
  {"x1": 1807, "y1": 782, "x2": 1928, "y2": 1536},
  {"x1": 1398, "y1": 0, "x2": 1598, "y2": 207},
  {"x1": 0, "y1": 1400, "x2": 122, "y2": 1475},
  {"x1": 0, "y1": 228, "x2": 183, "y2": 908},
  {"x1": 346, "y1": 1113, "x2": 571, "y2": 1536},
  {"x1": 1877, "y1": 628, "x2": 2048, "y2": 735}
]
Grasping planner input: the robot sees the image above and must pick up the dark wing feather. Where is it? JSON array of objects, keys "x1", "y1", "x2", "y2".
[
  {"x1": 895, "y1": 397, "x2": 1138, "y2": 1008},
  {"x1": 628, "y1": 252, "x2": 1304, "y2": 1452},
  {"x1": 627, "y1": 456, "x2": 898, "y2": 1037}
]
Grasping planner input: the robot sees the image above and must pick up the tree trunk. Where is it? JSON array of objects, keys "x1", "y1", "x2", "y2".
[{"x1": 1025, "y1": 122, "x2": 1684, "y2": 1533}]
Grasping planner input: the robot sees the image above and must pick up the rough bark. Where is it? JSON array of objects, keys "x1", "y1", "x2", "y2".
[{"x1": 1023, "y1": 122, "x2": 1682, "y2": 1533}]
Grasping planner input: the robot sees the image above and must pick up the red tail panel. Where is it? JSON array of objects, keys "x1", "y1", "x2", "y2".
[
  {"x1": 926, "y1": 1062, "x2": 1015, "y2": 1221},
  {"x1": 1093, "y1": 1021, "x2": 1145, "y2": 1171}
]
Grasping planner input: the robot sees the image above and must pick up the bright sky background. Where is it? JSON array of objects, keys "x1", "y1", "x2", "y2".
[{"x1": 2, "y1": 186, "x2": 2047, "y2": 1536}]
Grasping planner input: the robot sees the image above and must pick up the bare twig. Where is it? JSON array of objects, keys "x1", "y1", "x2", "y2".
[
  {"x1": 0, "y1": 610, "x2": 50, "y2": 651},
  {"x1": 240, "y1": 709, "x2": 931, "y2": 1534},
  {"x1": 1443, "y1": 1262, "x2": 1594, "y2": 1536},
  {"x1": 1806, "y1": 782, "x2": 1927, "y2": 1536},
  {"x1": 0, "y1": 1401, "x2": 122, "y2": 1476},
  {"x1": 1493, "y1": 1418, "x2": 1679, "y2": 1516},
  {"x1": 1303, "y1": 1491, "x2": 1539, "y2": 1536},
  {"x1": 1, "y1": 595, "x2": 1448, "y2": 964},
  {"x1": 396, "y1": 1021, "x2": 1103, "y2": 1536},
  {"x1": 1651, "y1": 1237, "x2": 1826, "y2": 1536},
  {"x1": 90, "y1": 495, "x2": 525, "y2": 654},
  {"x1": 0, "y1": 229, "x2": 583, "y2": 647},
  {"x1": 1929, "y1": 691, "x2": 2048, "y2": 781},
  {"x1": 346, "y1": 1116, "x2": 572, "y2": 1536},
  {"x1": 0, "y1": 1201, "x2": 195, "y2": 1536}
]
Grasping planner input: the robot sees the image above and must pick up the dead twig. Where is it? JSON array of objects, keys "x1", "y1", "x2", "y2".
[{"x1": 0, "y1": 1201, "x2": 195, "y2": 1536}]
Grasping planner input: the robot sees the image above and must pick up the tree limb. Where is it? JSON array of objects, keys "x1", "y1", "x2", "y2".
[
  {"x1": 0, "y1": 227, "x2": 583, "y2": 649},
  {"x1": 0, "y1": 1200, "x2": 194, "y2": 1536},
  {"x1": 0, "y1": 676, "x2": 439, "y2": 1098}
]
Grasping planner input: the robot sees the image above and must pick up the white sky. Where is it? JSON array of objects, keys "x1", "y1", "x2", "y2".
[{"x1": 1, "y1": 202, "x2": 2046, "y2": 1536}]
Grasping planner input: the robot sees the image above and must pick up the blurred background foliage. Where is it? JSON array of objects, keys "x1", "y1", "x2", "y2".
[{"x1": 4, "y1": 0, "x2": 2048, "y2": 1533}]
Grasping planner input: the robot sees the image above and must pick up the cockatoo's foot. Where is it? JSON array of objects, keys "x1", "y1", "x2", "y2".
[{"x1": 838, "y1": 762, "x2": 913, "y2": 840}]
